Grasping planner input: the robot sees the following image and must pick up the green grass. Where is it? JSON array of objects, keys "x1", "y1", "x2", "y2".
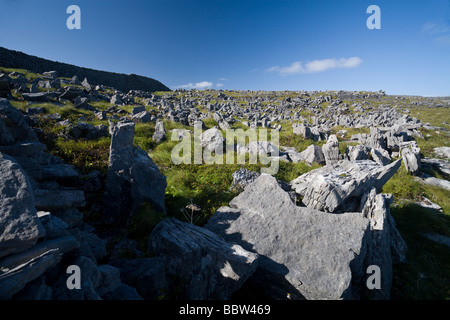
[
  {"x1": 330, "y1": 126, "x2": 370, "y2": 139},
  {"x1": 52, "y1": 136, "x2": 111, "y2": 175},
  {"x1": 279, "y1": 130, "x2": 326, "y2": 152},
  {"x1": 0, "y1": 67, "x2": 40, "y2": 80},
  {"x1": 380, "y1": 161, "x2": 450, "y2": 299},
  {"x1": 127, "y1": 201, "x2": 166, "y2": 250},
  {"x1": 381, "y1": 163, "x2": 424, "y2": 202},
  {"x1": 90, "y1": 100, "x2": 114, "y2": 111},
  {"x1": 274, "y1": 160, "x2": 321, "y2": 182},
  {"x1": 416, "y1": 128, "x2": 450, "y2": 158},
  {"x1": 391, "y1": 202, "x2": 450, "y2": 299},
  {"x1": 408, "y1": 106, "x2": 450, "y2": 128}
]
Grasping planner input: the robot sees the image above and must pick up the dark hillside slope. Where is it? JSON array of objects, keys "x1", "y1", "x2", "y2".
[{"x1": 0, "y1": 47, "x2": 170, "y2": 92}]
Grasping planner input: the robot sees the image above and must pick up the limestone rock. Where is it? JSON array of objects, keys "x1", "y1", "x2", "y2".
[
  {"x1": 360, "y1": 188, "x2": 407, "y2": 299},
  {"x1": 112, "y1": 257, "x2": 168, "y2": 300},
  {"x1": 401, "y1": 145, "x2": 421, "y2": 175},
  {"x1": 322, "y1": 134, "x2": 340, "y2": 165},
  {"x1": 206, "y1": 174, "x2": 371, "y2": 300},
  {"x1": 371, "y1": 148, "x2": 391, "y2": 166},
  {"x1": 291, "y1": 159, "x2": 402, "y2": 213},
  {"x1": 148, "y1": 218, "x2": 259, "y2": 300},
  {"x1": 0, "y1": 153, "x2": 46, "y2": 259},
  {"x1": 0, "y1": 249, "x2": 61, "y2": 300},
  {"x1": 434, "y1": 147, "x2": 450, "y2": 159},
  {"x1": 152, "y1": 120, "x2": 166, "y2": 143},
  {"x1": 200, "y1": 126, "x2": 224, "y2": 152},
  {"x1": 299, "y1": 144, "x2": 325, "y2": 165},
  {"x1": 0, "y1": 98, "x2": 38, "y2": 143},
  {"x1": 346, "y1": 145, "x2": 370, "y2": 161}
]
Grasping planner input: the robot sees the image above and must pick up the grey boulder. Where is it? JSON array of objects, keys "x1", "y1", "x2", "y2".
[
  {"x1": 299, "y1": 144, "x2": 325, "y2": 165},
  {"x1": 434, "y1": 147, "x2": 450, "y2": 159},
  {"x1": 0, "y1": 153, "x2": 46, "y2": 259},
  {"x1": 206, "y1": 174, "x2": 402, "y2": 300},
  {"x1": 200, "y1": 127, "x2": 224, "y2": 152}
]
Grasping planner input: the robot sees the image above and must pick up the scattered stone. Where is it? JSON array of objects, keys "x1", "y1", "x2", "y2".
[
  {"x1": 434, "y1": 147, "x2": 450, "y2": 159},
  {"x1": 64, "y1": 122, "x2": 108, "y2": 140},
  {"x1": 371, "y1": 148, "x2": 391, "y2": 166},
  {"x1": 401, "y1": 145, "x2": 421, "y2": 175},
  {"x1": 132, "y1": 110, "x2": 151, "y2": 123},
  {"x1": 421, "y1": 233, "x2": 450, "y2": 248},
  {"x1": 346, "y1": 145, "x2": 370, "y2": 161},
  {"x1": 43, "y1": 71, "x2": 58, "y2": 79},
  {"x1": 22, "y1": 93, "x2": 48, "y2": 102},
  {"x1": 0, "y1": 249, "x2": 61, "y2": 300},
  {"x1": 421, "y1": 158, "x2": 450, "y2": 176},
  {"x1": 152, "y1": 120, "x2": 166, "y2": 143},
  {"x1": 34, "y1": 189, "x2": 86, "y2": 211},
  {"x1": 414, "y1": 174, "x2": 450, "y2": 191},
  {"x1": 231, "y1": 168, "x2": 261, "y2": 190},
  {"x1": 74, "y1": 96, "x2": 91, "y2": 110},
  {"x1": 417, "y1": 196, "x2": 443, "y2": 212},
  {"x1": 60, "y1": 87, "x2": 84, "y2": 101},
  {"x1": 131, "y1": 106, "x2": 145, "y2": 115}
]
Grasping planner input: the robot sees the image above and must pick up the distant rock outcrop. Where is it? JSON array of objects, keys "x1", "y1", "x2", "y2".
[{"x1": 0, "y1": 47, "x2": 170, "y2": 93}]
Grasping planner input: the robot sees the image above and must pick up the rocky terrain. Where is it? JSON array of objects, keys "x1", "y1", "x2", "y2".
[{"x1": 0, "y1": 58, "x2": 449, "y2": 300}]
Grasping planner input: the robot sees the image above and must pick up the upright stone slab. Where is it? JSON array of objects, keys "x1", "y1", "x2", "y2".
[
  {"x1": 102, "y1": 121, "x2": 167, "y2": 226},
  {"x1": 322, "y1": 134, "x2": 340, "y2": 165}
]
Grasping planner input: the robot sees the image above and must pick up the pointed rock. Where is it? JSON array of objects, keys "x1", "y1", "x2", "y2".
[{"x1": 102, "y1": 121, "x2": 167, "y2": 226}]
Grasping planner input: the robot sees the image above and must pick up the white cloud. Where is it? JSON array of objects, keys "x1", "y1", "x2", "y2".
[
  {"x1": 421, "y1": 21, "x2": 450, "y2": 35},
  {"x1": 216, "y1": 83, "x2": 224, "y2": 88},
  {"x1": 178, "y1": 81, "x2": 213, "y2": 90},
  {"x1": 435, "y1": 34, "x2": 450, "y2": 45},
  {"x1": 218, "y1": 77, "x2": 229, "y2": 81},
  {"x1": 265, "y1": 57, "x2": 362, "y2": 75},
  {"x1": 421, "y1": 21, "x2": 450, "y2": 46}
]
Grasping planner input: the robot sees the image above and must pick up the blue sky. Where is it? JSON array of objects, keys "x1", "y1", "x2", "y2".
[{"x1": 0, "y1": 0, "x2": 449, "y2": 96}]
